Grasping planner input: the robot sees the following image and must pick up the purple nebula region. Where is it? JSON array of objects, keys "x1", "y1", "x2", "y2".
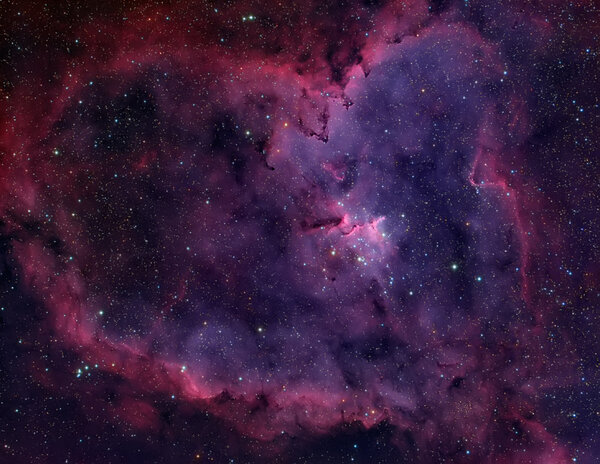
[{"x1": 0, "y1": 1, "x2": 598, "y2": 463}]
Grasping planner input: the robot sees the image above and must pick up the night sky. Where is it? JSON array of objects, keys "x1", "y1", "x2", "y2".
[{"x1": 1, "y1": 0, "x2": 599, "y2": 463}]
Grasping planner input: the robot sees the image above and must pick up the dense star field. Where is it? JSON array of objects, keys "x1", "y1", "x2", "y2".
[{"x1": 1, "y1": 0, "x2": 599, "y2": 462}]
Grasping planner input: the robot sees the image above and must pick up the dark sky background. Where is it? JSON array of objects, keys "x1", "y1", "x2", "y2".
[{"x1": 1, "y1": 0, "x2": 599, "y2": 462}]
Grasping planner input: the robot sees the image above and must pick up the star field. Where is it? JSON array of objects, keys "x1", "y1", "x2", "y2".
[{"x1": 0, "y1": 0, "x2": 599, "y2": 463}]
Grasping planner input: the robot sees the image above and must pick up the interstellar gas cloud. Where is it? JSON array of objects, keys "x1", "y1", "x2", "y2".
[{"x1": 1, "y1": 0, "x2": 599, "y2": 462}]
